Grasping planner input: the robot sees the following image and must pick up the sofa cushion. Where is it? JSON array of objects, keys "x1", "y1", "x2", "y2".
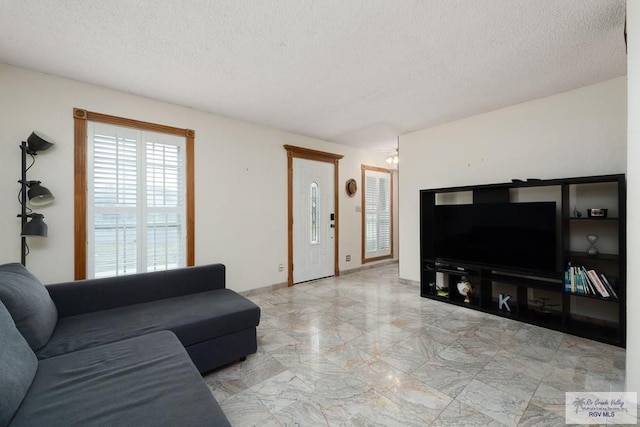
[
  {"x1": 0, "y1": 263, "x2": 57, "y2": 351},
  {"x1": 9, "y1": 331, "x2": 230, "y2": 427},
  {"x1": 0, "y1": 300, "x2": 37, "y2": 427},
  {"x1": 37, "y1": 288, "x2": 260, "y2": 359}
]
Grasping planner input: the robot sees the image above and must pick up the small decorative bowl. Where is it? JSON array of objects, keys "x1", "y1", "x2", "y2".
[{"x1": 587, "y1": 208, "x2": 607, "y2": 218}]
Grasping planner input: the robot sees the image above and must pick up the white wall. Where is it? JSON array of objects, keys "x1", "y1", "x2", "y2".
[
  {"x1": 399, "y1": 77, "x2": 627, "y2": 283},
  {"x1": 626, "y1": 0, "x2": 639, "y2": 394},
  {"x1": 0, "y1": 63, "x2": 394, "y2": 291}
]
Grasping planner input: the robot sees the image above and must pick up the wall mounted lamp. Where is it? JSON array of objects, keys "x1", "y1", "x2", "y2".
[{"x1": 18, "y1": 131, "x2": 55, "y2": 266}]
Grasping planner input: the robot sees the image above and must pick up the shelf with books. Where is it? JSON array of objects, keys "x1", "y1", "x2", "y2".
[
  {"x1": 566, "y1": 292, "x2": 620, "y2": 302},
  {"x1": 562, "y1": 175, "x2": 625, "y2": 346},
  {"x1": 564, "y1": 262, "x2": 619, "y2": 300}
]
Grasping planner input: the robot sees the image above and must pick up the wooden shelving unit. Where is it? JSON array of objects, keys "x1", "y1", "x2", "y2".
[{"x1": 420, "y1": 174, "x2": 626, "y2": 347}]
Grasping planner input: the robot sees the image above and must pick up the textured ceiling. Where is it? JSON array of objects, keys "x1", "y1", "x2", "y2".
[{"x1": 0, "y1": 0, "x2": 627, "y2": 153}]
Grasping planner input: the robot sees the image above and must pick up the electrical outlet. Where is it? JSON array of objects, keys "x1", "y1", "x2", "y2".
[
  {"x1": 278, "y1": 264, "x2": 284, "y2": 272},
  {"x1": 346, "y1": 255, "x2": 351, "y2": 262}
]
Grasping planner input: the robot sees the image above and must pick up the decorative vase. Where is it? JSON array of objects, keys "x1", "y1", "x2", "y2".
[
  {"x1": 586, "y1": 234, "x2": 599, "y2": 256},
  {"x1": 456, "y1": 277, "x2": 473, "y2": 303},
  {"x1": 573, "y1": 206, "x2": 582, "y2": 218}
]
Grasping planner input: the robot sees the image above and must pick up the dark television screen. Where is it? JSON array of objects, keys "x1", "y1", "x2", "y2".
[{"x1": 434, "y1": 202, "x2": 557, "y2": 273}]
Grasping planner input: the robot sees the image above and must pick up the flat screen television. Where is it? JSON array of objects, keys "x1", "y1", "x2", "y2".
[{"x1": 433, "y1": 202, "x2": 558, "y2": 274}]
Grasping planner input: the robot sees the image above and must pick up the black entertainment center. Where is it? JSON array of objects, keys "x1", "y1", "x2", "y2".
[{"x1": 420, "y1": 174, "x2": 626, "y2": 347}]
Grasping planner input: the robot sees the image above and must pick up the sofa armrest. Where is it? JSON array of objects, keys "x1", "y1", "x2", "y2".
[{"x1": 46, "y1": 264, "x2": 226, "y2": 317}]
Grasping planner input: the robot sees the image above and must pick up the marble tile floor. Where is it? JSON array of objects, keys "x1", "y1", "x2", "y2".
[{"x1": 203, "y1": 264, "x2": 626, "y2": 426}]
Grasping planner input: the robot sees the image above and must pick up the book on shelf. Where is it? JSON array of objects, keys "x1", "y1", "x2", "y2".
[
  {"x1": 568, "y1": 265, "x2": 588, "y2": 295},
  {"x1": 564, "y1": 266, "x2": 571, "y2": 292},
  {"x1": 565, "y1": 263, "x2": 617, "y2": 299},
  {"x1": 565, "y1": 263, "x2": 582, "y2": 295},
  {"x1": 600, "y1": 273, "x2": 618, "y2": 299},
  {"x1": 580, "y1": 266, "x2": 597, "y2": 295},
  {"x1": 586, "y1": 270, "x2": 610, "y2": 298},
  {"x1": 575, "y1": 267, "x2": 585, "y2": 295}
]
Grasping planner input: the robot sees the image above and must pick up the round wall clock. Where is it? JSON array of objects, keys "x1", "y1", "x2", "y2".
[{"x1": 345, "y1": 179, "x2": 357, "y2": 197}]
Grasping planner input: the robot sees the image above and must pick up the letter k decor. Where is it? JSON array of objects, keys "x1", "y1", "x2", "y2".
[{"x1": 499, "y1": 293, "x2": 512, "y2": 312}]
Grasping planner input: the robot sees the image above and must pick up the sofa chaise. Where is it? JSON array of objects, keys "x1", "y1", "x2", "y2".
[{"x1": 0, "y1": 262, "x2": 261, "y2": 426}]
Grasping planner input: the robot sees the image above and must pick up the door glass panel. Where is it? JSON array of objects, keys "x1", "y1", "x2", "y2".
[{"x1": 310, "y1": 182, "x2": 319, "y2": 244}]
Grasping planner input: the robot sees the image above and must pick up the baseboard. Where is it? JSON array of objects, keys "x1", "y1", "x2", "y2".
[
  {"x1": 239, "y1": 260, "x2": 400, "y2": 296},
  {"x1": 340, "y1": 259, "x2": 398, "y2": 276},
  {"x1": 399, "y1": 277, "x2": 420, "y2": 288},
  {"x1": 240, "y1": 281, "x2": 288, "y2": 297}
]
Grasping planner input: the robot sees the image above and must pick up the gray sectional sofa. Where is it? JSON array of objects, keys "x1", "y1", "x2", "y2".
[{"x1": 0, "y1": 262, "x2": 261, "y2": 426}]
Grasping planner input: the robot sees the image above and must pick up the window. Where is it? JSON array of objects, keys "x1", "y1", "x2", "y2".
[
  {"x1": 361, "y1": 165, "x2": 393, "y2": 263},
  {"x1": 310, "y1": 182, "x2": 319, "y2": 244},
  {"x1": 74, "y1": 109, "x2": 194, "y2": 279}
]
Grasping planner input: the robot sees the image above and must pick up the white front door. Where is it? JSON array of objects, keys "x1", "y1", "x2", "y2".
[{"x1": 292, "y1": 158, "x2": 335, "y2": 283}]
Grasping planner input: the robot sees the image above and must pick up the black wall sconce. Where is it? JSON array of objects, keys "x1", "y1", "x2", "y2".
[{"x1": 18, "y1": 132, "x2": 55, "y2": 266}]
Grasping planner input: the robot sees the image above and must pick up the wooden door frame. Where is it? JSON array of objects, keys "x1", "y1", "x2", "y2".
[{"x1": 284, "y1": 145, "x2": 343, "y2": 286}]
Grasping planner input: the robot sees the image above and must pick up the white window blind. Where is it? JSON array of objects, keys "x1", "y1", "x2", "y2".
[
  {"x1": 364, "y1": 168, "x2": 392, "y2": 260},
  {"x1": 87, "y1": 122, "x2": 187, "y2": 278}
]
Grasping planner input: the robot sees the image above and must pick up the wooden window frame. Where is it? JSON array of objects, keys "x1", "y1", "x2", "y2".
[
  {"x1": 361, "y1": 164, "x2": 393, "y2": 264},
  {"x1": 73, "y1": 108, "x2": 195, "y2": 280}
]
